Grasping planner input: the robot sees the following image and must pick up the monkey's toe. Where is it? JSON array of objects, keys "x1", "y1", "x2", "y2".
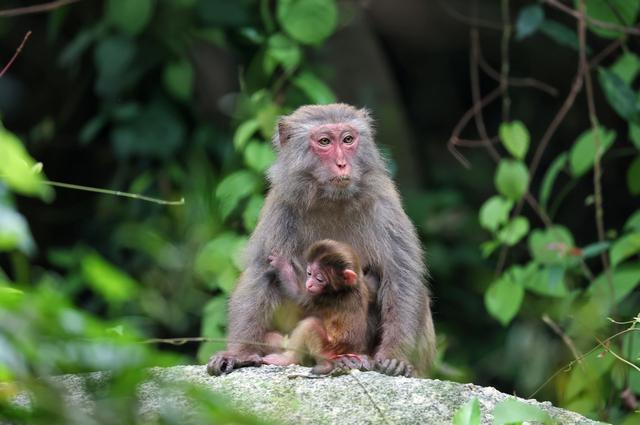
[
  {"x1": 207, "y1": 353, "x2": 261, "y2": 376},
  {"x1": 374, "y1": 358, "x2": 415, "y2": 377}
]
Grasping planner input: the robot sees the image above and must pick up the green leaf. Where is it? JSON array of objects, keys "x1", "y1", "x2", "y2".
[
  {"x1": 480, "y1": 240, "x2": 500, "y2": 258},
  {"x1": 0, "y1": 205, "x2": 35, "y2": 255},
  {"x1": 93, "y1": 35, "x2": 137, "y2": 97},
  {"x1": 540, "y1": 20, "x2": 584, "y2": 53},
  {"x1": 111, "y1": 101, "x2": 185, "y2": 159},
  {"x1": 244, "y1": 141, "x2": 276, "y2": 173},
  {"x1": 494, "y1": 159, "x2": 529, "y2": 201},
  {"x1": 105, "y1": 0, "x2": 154, "y2": 36},
  {"x1": 293, "y1": 71, "x2": 336, "y2": 104},
  {"x1": 277, "y1": 0, "x2": 338, "y2": 45},
  {"x1": 598, "y1": 68, "x2": 640, "y2": 123},
  {"x1": 631, "y1": 122, "x2": 640, "y2": 149},
  {"x1": 610, "y1": 233, "x2": 640, "y2": 267},
  {"x1": 485, "y1": 275, "x2": 524, "y2": 326},
  {"x1": 196, "y1": 0, "x2": 252, "y2": 27},
  {"x1": 491, "y1": 398, "x2": 554, "y2": 425},
  {"x1": 81, "y1": 252, "x2": 138, "y2": 303},
  {"x1": 627, "y1": 156, "x2": 640, "y2": 195},
  {"x1": 610, "y1": 52, "x2": 640, "y2": 85},
  {"x1": 197, "y1": 297, "x2": 228, "y2": 363},
  {"x1": 163, "y1": 60, "x2": 194, "y2": 101},
  {"x1": 588, "y1": 262, "x2": 640, "y2": 304},
  {"x1": 242, "y1": 195, "x2": 264, "y2": 232},
  {"x1": 523, "y1": 264, "x2": 568, "y2": 298},
  {"x1": 516, "y1": 4, "x2": 544, "y2": 40},
  {"x1": 215, "y1": 171, "x2": 262, "y2": 219},
  {"x1": 479, "y1": 196, "x2": 513, "y2": 232},
  {"x1": 497, "y1": 216, "x2": 530, "y2": 246},
  {"x1": 0, "y1": 126, "x2": 52, "y2": 200},
  {"x1": 233, "y1": 119, "x2": 260, "y2": 150},
  {"x1": 266, "y1": 33, "x2": 301, "y2": 72},
  {"x1": 499, "y1": 121, "x2": 530, "y2": 160},
  {"x1": 528, "y1": 226, "x2": 575, "y2": 265},
  {"x1": 581, "y1": 241, "x2": 610, "y2": 258},
  {"x1": 569, "y1": 127, "x2": 616, "y2": 177},
  {"x1": 79, "y1": 114, "x2": 107, "y2": 144},
  {"x1": 565, "y1": 349, "x2": 615, "y2": 401},
  {"x1": 195, "y1": 233, "x2": 246, "y2": 293},
  {"x1": 579, "y1": 0, "x2": 640, "y2": 39},
  {"x1": 453, "y1": 398, "x2": 481, "y2": 425},
  {"x1": 624, "y1": 210, "x2": 640, "y2": 232},
  {"x1": 539, "y1": 152, "x2": 568, "y2": 210}
]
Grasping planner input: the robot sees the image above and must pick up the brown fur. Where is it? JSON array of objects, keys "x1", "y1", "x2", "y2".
[
  {"x1": 265, "y1": 240, "x2": 370, "y2": 370},
  {"x1": 207, "y1": 104, "x2": 435, "y2": 376}
]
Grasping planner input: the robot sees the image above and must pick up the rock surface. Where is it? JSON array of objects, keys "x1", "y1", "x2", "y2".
[{"x1": 13, "y1": 365, "x2": 599, "y2": 424}]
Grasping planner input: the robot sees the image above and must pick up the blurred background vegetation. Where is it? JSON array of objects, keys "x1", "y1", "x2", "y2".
[{"x1": 0, "y1": 0, "x2": 639, "y2": 423}]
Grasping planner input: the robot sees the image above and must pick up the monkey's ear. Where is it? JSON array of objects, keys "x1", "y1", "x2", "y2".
[
  {"x1": 343, "y1": 269, "x2": 358, "y2": 286},
  {"x1": 276, "y1": 119, "x2": 291, "y2": 147}
]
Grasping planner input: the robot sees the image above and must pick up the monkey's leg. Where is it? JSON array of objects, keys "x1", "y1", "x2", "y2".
[
  {"x1": 207, "y1": 268, "x2": 282, "y2": 376},
  {"x1": 271, "y1": 317, "x2": 334, "y2": 374}
]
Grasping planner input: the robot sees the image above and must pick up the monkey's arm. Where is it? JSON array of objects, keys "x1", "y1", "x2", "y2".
[
  {"x1": 207, "y1": 199, "x2": 300, "y2": 376},
  {"x1": 373, "y1": 202, "x2": 435, "y2": 377},
  {"x1": 268, "y1": 254, "x2": 305, "y2": 301}
]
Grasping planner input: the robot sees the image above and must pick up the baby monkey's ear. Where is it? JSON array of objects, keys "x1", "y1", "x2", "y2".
[{"x1": 343, "y1": 269, "x2": 358, "y2": 286}]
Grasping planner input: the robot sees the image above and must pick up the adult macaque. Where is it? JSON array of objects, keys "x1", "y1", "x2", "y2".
[
  {"x1": 262, "y1": 239, "x2": 376, "y2": 375},
  {"x1": 207, "y1": 104, "x2": 435, "y2": 377}
]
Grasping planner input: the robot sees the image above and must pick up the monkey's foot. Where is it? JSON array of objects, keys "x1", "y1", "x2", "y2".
[
  {"x1": 206, "y1": 352, "x2": 262, "y2": 376},
  {"x1": 320, "y1": 354, "x2": 376, "y2": 375},
  {"x1": 261, "y1": 353, "x2": 296, "y2": 366},
  {"x1": 373, "y1": 357, "x2": 416, "y2": 377}
]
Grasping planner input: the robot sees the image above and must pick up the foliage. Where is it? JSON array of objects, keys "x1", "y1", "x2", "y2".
[
  {"x1": 1, "y1": 0, "x2": 640, "y2": 423},
  {"x1": 471, "y1": 1, "x2": 640, "y2": 422},
  {"x1": 0, "y1": 0, "x2": 339, "y2": 422}
]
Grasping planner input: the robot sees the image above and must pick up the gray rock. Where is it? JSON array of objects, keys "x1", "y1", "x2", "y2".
[{"x1": 10, "y1": 365, "x2": 601, "y2": 425}]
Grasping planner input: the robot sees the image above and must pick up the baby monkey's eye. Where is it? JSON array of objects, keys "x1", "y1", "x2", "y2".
[
  {"x1": 316, "y1": 274, "x2": 324, "y2": 282},
  {"x1": 343, "y1": 135, "x2": 354, "y2": 144},
  {"x1": 318, "y1": 137, "x2": 331, "y2": 146}
]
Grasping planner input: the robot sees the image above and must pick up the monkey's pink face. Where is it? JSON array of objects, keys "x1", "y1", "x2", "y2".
[
  {"x1": 309, "y1": 124, "x2": 359, "y2": 188},
  {"x1": 305, "y1": 262, "x2": 328, "y2": 296}
]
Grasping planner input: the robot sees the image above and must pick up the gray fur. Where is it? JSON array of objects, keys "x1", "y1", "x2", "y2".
[{"x1": 211, "y1": 103, "x2": 435, "y2": 376}]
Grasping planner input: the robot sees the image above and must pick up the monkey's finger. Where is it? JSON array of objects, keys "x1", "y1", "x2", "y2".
[
  {"x1": 404, "y1": 363, "x2": 416, "y2": 377},
  {"x1": 390, "y1": 360, "x2": 409, "y2": 377},
  {"x1": 207, "y1": 356, "x2": 233, "y2": 376}
]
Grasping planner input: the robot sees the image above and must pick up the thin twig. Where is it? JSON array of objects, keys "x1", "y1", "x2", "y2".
[
  {"x1": 542, "y1": 314, "x2": 582, "y2": 363},
  {"x1": 478, "y1": 53, "x2": 558, "y2": 97},
  {"x1": 0, "y1": 31, "x2": 32, "y2": 78},
  {"x1": 448, "y1": 86, "x2": 503, "y2": 168},
  {"x1": 543, "y1": 0, "x2": 640, "y2": 36},
  {"x1": 595, "y1": 336, "x2": 640, "y2": 373},
  {"x1": 577, "y1": 0, "x2": 614, "y2": 306},
  {"x1": 500, "y1": 0, "x2": 512, "y2": 122},
  {"x1": 470, "y1": 29, "x2": 500, "y2": 163},
  {"x1": 44, "y1": 180, "x2": 185, "y2": 205},
  {"x1": 529, "y1": 326, "x2": 640, "y2": 398},
  {"x1": 0, "y1": 0, "x2": 81, "y2": 17},
  {"x1": 437, "y1": 0, "x2": 503, "y2": 31}
]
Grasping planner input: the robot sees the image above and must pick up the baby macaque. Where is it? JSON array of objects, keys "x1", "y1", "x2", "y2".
[{"x1": 262, "y1": 239, "x2": 375, "y2": 374}]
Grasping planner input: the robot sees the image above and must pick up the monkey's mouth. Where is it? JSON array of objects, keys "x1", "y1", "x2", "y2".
[{"x1": 329, "y1": 175, "x2": 351, "y2": 187}]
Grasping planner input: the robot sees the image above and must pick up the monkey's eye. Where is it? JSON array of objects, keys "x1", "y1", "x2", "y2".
[
  {"x1": 316, "y1": 274, "x2": 324, "y2": 282},
  {"x1": 343, "y1": 135, "x2": 354, "y2": 144},
  {"x1": 307, "y1": 270, "x2": 312, "y2": 276},
  {"x1": 318, "y1": 137, "x2": 331, "y2": 146}
]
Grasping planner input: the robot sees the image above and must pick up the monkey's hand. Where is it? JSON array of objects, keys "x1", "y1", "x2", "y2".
[
  {"x1": 316, "y1": 354, "x2": 376, "y2": 376},
  {"x1": 206, "y1": 352, "x2": 262, "y2": 376},
  {"x1": 373, "y1": 354, "x2": 416, "y2": 377}
]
